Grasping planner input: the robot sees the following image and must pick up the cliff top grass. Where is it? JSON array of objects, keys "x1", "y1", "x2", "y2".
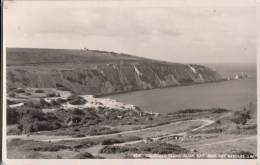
[{"x1": 6, "y1": 48, "x2": 148, "y2": 66}]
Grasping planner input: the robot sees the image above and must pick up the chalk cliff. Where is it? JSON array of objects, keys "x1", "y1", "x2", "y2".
[{"x1": 6, "y1": 48, "x2": 223, "y2": 95}]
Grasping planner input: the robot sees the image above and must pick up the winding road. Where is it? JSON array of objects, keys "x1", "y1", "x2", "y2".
[{"x1": 7, "y1": 118, "x2": 214, "y2": 142}]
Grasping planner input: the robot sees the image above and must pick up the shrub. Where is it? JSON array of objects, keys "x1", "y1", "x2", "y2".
[
  {"x1": 86, "y1": 119, "x2": 101, "y2": 126},
  {"x1": 67, "y1": 95, "x2": 86, "y2": 105},
  {"x1": 100, "y1": 146, "x2": 135, "y2": 154},
  {"x1": 50, "y1": 100, "x2": 61, "y2": 107},
  {"x1": 39, "y1": 98, "x2": 51, "y2": 107},
  {"x1": 24, "y1": 99, "x2": 48, "y2": 109},
  {"x1": 176, "y1": 108, "x2": 229, "y2": 114},
  {"x1": 138, "y1": 142, "x2": 189, "y2": 154},
  {"x1": 31, "y1": 145, "x2": 71, "y2": 152},
  {"x1": 19, "y1": 107, "x2": 45, "y2": 119},
  {"x1": 74, "y1": 152, "x2": 95, "y2": 159},
  {"x1": 232, "y1": 109, "x2": 251, "y2": 125},
  {"x1": 119, "y1": 136, "x2": 142, "y2": 142},
  {"x1": 7, "y1": 106, "x2": 19, "y2": 124},
  {"x1": 7, "y1": 99, "x2": 20, "y2": 105},
  {"x1": 101, "y1": 138, "x2": 122, "y2": 145},
  {"x1": 15, "y1": 88, "x2": 25, "y2": 93},
  {"x1": 212, "y1": 108, "x2": 229, "y2": 113},
  {"x1": 100, "y1": 142, "x2": 189, "y2": 155},
  {"x1": 31, "y1": 121, "x2": 53, "y2": 132},
  {"x1": 8, "y1": 92, "x2": 16, "y2": 97},
  {"x1": 73, "y1": 141, "x2": 97, "y2": 149},
  {"x1": 56, "y1": 98, "x2": 67, "y2": 104},
  {"x1": 88, "y1": 127, "x2": 120, "y2": 136},
  {"x1": 47, "y1": 92, "x2": 60, "y2": 97},
  {"x1": 17, "y1": 107, "x2": 62, "y2": 133},
  {"x1": 72, "y1": 109, "x2": 85, "y2": 116},
  {"x1": 216, "y1": 120, "x2": 221, "y2": 124},
  {"x1": 72, "y1": 134, "x2": 86, "y2": 138},
  {"x1": 24, "y1": 92, "x2": 31, "y2": 96},
  {"x1": 74, "y1": 128, "x2": 80, "y2": 132},
  {"x1": 24, "y1": 98, "x2": 55, "y2": 108},
  {"x1": 71, "y1": 116, "x2": 82, "y2": 124},
  {"x1": 35, "y1": 89, "x2": 44, "y2": 93}
]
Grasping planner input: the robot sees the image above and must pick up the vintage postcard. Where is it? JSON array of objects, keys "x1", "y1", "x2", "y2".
[{"x1": 2, "y1": 0, "x2": 259, "y2": 164}]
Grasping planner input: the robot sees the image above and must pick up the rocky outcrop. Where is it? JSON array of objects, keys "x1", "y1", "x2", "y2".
[{"x1": 6, "y1": 48, "x2": 223, "y2": 95}]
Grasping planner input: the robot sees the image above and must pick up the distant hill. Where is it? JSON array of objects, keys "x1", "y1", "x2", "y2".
[
  {"x1": 6, "y1": 48, "x2": 223, "y2": 95},
  {"x1": 6, "y1": 48, "x2": 151, "y2": 66}
]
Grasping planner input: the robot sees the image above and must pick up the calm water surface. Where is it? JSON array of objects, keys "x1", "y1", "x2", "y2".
[{"x1": 109, "y1": 64, "x2": 257, "y2": 113}]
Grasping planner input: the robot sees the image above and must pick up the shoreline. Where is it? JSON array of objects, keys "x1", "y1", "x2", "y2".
[{"x1": 96, "y1": 79, "x2": 228, "y2": 98}]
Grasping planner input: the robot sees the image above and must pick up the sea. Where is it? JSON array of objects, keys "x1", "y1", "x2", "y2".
[{"x1": 108, "y1": 63, "x2": 257, "y2": 114}]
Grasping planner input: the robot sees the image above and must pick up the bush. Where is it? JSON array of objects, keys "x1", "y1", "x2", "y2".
[
  {"x1": 31, "y1": 145, "x2": 71, "y2": 152},
  {"x1": 7, "y1": 99, "x2": 20, "y2": 105},
  {"x1": 7, "y1": 106, "x2": 19, "y2": 124},
  {"x1": 56, "y1": 98, "x2": 67, "y2": 104},
  {"x1": 101, "y1": 138, "x2": 122, "y2": 145},
  {"x1": 232, "y1": 109, "x2": 251, "y2": 125},
  {"x1": 17, "y1": 107, "x2": 63, "y2": 133},
  {"x1": 74, "y1": 128, "x2": 80, "y2": 132},
  {"x1": 212, "y1": 108, "x2": 229, "y2": 113},
  {"x1": 73, "y1": 141, "x2": 97, "y2": 149},
  {"x1": 24, "y1": 92, "x2": 31, "y2": 96},
  {"x1": 67, "y1": 95, "x2": 87, "y2": 105},
  {"x1": 72, "y1": 109, "x2": 85, "y2": 116},
  {"x1": 25, "y1": 99, "x2": 49, "y2": 109},
  {"x1": 100, "y1": 146, "x2": 135, "y2": 154},
  {"x1": 71, "y1": 116, "x2": 82, "y2": 124},
  {"x1": 24, "y1": 99, "x2": 55, "y2": 108},
  {"x1": 88, "y1": 127, "x2": 120, "y2": 136},
  {"x1": 31, "y1": 121, "x2": 52, "y2": 132},
  {"x1": 175, "y1": 108, "x2": 229, "y2": 114},
  {"x1": 15, "y1": 88, "x2": 25, "y2": 93},
  {"x1": 216, "y1": 120, "x2": 221, "y2": 124},
  {"x1": 39, "y1": 98, "x2": 51, "y2": 107},
  {"x1": 72, "y1": 134, "x2": 86, "y2": 138},
  {"x1": 74, "y1": 152, "x2": 95, "y2": 159},
  {"x1": 47, "y1": 92, "x2": 60, "y2": 97},
  {"x1": 35, "y1": 89, "x2": 44, "y2": 93},
  {"x1": 119, "y1": 136, "x2": 142, "y2": 142},
  {"x1": 99, "y1": 142, "x2": 189, "y2": 154},
  {"x1": 8, "y1": 92, "x2": 16, "y2": 97},
  {"x1": 50, "y1": 100, "x2": 61, "y2": 107},
  {"x1": 138, "y1": 142, "x2": 188, "y2": 154}
]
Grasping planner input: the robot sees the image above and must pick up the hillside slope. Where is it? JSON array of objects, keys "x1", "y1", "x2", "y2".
[{"x1": 6, "y1": 48, "x2": 223, "y2": 95}]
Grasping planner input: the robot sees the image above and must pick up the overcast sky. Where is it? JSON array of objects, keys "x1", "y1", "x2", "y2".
[{"x1": 4, "y1": 1, "x2": 256, "y2": 64}]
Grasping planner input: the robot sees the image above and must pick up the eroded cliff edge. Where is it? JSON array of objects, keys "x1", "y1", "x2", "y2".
[{"x1": 6, "y1": 48, "x2": 223, "y2": 95}]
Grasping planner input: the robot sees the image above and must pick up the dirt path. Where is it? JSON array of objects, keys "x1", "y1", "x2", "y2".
[
  {"x1": 7, "y1": 119, "x2": 213, "y2": 142},
  {"x1": 114, "y1": 119, "x2": 214, "y2": 146}
]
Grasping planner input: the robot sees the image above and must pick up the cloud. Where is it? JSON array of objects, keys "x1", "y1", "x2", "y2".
[
  {"x1": 26, "y1": 7, "x2": 182, "y2": 39},
  {"x1": 4, "y1": 2, "x2": 256, "y2": 63}
]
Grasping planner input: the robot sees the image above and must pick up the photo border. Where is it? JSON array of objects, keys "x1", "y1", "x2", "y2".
[{"x1": 1, "y1": 1, "x2": 259, "y2": 165}]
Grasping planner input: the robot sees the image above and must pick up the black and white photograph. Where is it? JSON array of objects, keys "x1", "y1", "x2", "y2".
[{"x1": 2, "y1": 0, "x2": 258, "y2": 162}]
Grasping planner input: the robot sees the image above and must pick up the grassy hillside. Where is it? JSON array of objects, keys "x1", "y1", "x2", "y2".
[{"x1": 6, "y1": 48, "x2": 150, "y2": 66}]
